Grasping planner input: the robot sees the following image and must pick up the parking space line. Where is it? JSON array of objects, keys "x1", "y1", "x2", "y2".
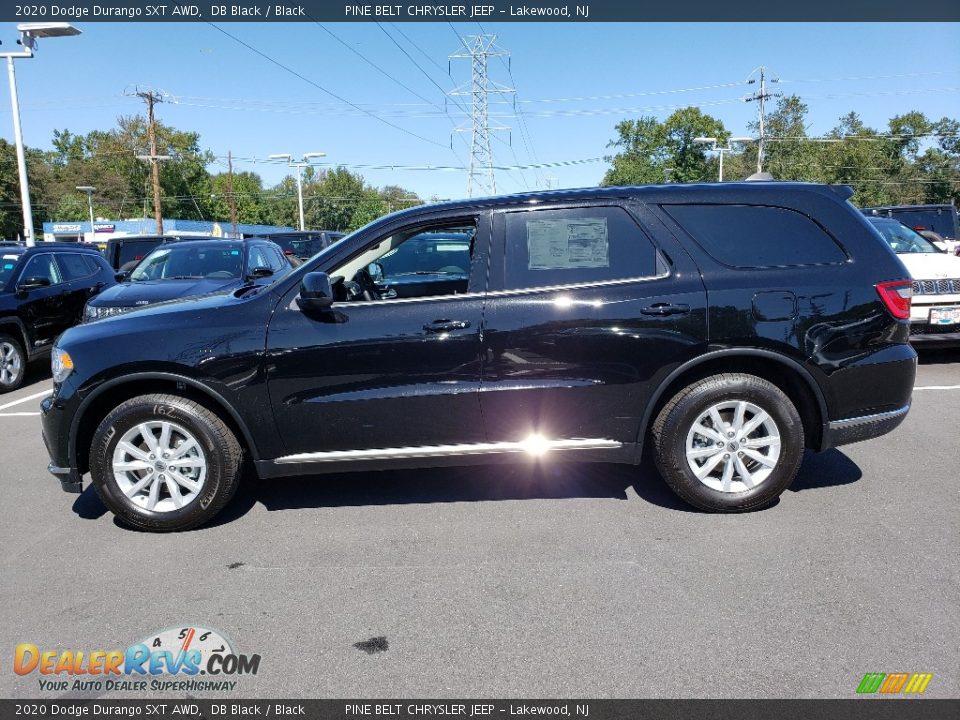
[
  {"x1": 914, "y1": 385, "x2": 960, "y2": 391},
  {"x1": 0, "y1": 389, "x2": 52, "y2": 411},
  {"x1": 0, "y1": 412, "x2": 40, "y2": 417}
]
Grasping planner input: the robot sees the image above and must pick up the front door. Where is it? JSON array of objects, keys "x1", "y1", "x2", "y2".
[{"x1": 266, "y1": 215, "x2": 489, "y2": 458}]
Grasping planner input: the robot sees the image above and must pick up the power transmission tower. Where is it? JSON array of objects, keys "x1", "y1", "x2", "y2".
[
  {"x1": 744, "y1": 66, "x2": 781, "y2": 175},
  {"x1": 129, "y1": 88, "x2": 172, "y2": 233},
  {"x1": 450, "y1": 35, "x2": 514, "y2": 198}
]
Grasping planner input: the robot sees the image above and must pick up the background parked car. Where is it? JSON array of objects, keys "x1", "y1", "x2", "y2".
[
  {"x1": 867, "y1": 217, "x2": 960, "y2": 345},
  {"x1": 250, "y1": 230, "x2": 346, "y2": 263},
  {"x1": 82, "y1": 238, "x2": 293, "y2": 322},
  {"x1": 100, "y1": 235, "x2": 209, "y2": 273},
  {"x1": 862, "y1": 203, "x2": 959, "y2": 245},
  {"x1": 0, "y1": 243, "x2": 115, "y2": 391}
]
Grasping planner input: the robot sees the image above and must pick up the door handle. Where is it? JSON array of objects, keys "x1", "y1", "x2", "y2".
[
  {"x1": 423, "y1": 319, "x2": 471, "y2": 333},
  {"x1": 641, "y1": 303, "x2": 690, "y2": 316}
]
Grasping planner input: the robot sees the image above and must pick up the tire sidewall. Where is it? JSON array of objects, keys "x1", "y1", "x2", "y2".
[
  {"x1": 664, "y1": 378, "x2": 803, "y2": 510},
  {"x1": 90, "y1": 397, "x2": 226, "y2": 530},
  {"x1": 0, "y1": 334, "x2": 26, "y2": 392}
]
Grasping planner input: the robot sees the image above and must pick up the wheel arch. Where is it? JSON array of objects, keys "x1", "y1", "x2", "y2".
[
  {"x1": 71, "y1": 373, "x2": 261, "y2": 475},
  {"x1": 0, "y1": 318, "x2": 32, "y2": 359},
  {"x1": 637, "y1": 349, "x2": 829, "y2": 457}
]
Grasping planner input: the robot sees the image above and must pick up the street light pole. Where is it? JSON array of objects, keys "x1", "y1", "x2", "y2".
[
  {"x1": 5, "y1": 55, "x2": 32, "y2": 245},
  {"x1": 694, "y1": 137, "x2": 753, "y2": 182},
  {"x1": 76, "y1": 186, "x2": 96, "y2": 242},
  {"x1": 1, "y1": 23, "x2": 81, "y2": 246},
  {"x1": 269, "y1": 152, "x2": 326, "y2": 231}
]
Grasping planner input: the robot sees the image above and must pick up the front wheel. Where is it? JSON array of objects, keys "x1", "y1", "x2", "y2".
[
  {"x1": 0, "y1": 334, "x2": 26, "y2": 393},
  {"x1": 89, "y1": 394, "x2": 242, "y2": 532},
  {"x1": 651, "y1": 373, "x2": 804, "y2": 512}
]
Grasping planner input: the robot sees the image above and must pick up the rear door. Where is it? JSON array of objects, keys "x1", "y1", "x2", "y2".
[{"x1": 479, "y1": 201, "x2": 708, "y2": 446}]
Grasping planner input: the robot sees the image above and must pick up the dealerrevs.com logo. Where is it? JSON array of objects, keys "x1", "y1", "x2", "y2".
[{"x1": 14, "y1": 626, "x2": 261, "y2": 693}]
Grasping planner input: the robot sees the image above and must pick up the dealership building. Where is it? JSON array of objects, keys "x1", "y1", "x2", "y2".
[{"x1": 41, "y1": 218, "x2": 295, "y2": 243}]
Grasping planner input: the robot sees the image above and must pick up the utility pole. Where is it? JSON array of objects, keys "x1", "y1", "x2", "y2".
[
  {"x1": 131, "y1": 88, "x2": 171, "y2": 234},
  {"x1": 450, "y1": 35, "x2": 514, "y2": 198},
  {"x1": 226, "y1": 151, "x2": 239, "y2": 237},
  {"x1": 744, "y1": 66, "x2": 781, "y2": 174}
]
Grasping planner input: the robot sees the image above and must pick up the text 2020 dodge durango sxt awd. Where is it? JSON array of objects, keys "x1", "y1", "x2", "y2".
[{"x1": 41, "y1": 183, "x2": 917, "y2": 531}]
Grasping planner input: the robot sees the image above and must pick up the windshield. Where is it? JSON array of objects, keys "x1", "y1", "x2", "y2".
[
  {"x1": 869, "y1": 220, "x2": 941, "y2": 254},
  {"x1": 0, "y1": 253, "x2": 23, "y2": 287},
  {"x1": 130, "y1": 244, "x2": 244, "y2": 281}
]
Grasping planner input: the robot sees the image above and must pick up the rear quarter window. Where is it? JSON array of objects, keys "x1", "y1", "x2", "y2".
[{"x1": 664, "y1": 204, "x2": 848, "y2": 268}]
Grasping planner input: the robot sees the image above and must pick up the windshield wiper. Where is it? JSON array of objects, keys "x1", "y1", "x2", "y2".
[{"x1": 165, "y1": 275, "x2": 204, "y2": 280}]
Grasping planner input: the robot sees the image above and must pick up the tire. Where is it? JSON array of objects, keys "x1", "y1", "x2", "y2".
[
  {"x1": 0, "y1": 333, "x2": 26, "y2": 393},
  {"x1": 651, "y1": 373, "x2": 804, "y2": 512},
  {"x1": 89, "y1": 394, "x2": 243, "y2": 532}
]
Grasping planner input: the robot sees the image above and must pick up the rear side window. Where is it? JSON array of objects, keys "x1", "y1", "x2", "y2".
[
  {"x1": 664, "y1": 204, "x2": 847, "y2": 268},
  {"x1": 504, "y1": 206, "x2": 658, "y2": 290},
  {"x1": 57, "y1": 253, "x2": 97, "y2": 281}
]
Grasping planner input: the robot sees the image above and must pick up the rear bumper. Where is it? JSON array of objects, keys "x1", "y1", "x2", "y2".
[{"x1": 823, "y1": 403, "x2": 911, "y2": 449}]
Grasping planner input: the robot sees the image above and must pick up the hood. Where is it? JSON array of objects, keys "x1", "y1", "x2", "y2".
[
  {"x1": 895, "y1": 252, "x2": 960, "y2": 280},
  {"x1": 88, "y1": 277, "x2": 241, "y2": 308}
]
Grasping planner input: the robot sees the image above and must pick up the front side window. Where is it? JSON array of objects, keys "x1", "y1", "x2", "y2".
[
  {"x1": 329, "y1": 220, "x2": 478, "y2": 302},
  {"x1": 20, "y1": 254, "x2": 62, "y2": 286},
  {"x1": 503, "y1": 205, "x2": 658, "y2": 290}
]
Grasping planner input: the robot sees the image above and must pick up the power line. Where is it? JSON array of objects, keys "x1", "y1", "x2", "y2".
[{"x1": 207, "y1": 22, "x2": 449, "y2": 150}]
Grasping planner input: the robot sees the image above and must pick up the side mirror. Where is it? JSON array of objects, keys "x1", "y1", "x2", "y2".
[
  {"x1": 18, "y1": 276, "x2": 51, "y2": 292},
  {"x1": 296, "y1": 272, "x2": 334, "y2": 312},
  {"x1": 246, "y1": 266, "x2": 274, "y2": 281},
  {"x1": 115, "y1": 270, "x2": 131, "y2": 283}
]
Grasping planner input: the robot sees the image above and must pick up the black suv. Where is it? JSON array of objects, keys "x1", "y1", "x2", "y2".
[
  {"x1": 82, "y1": 238, "x2": 292, "y2": 322},
  {"x1": 42, "y1": 183, "x2": 917, "y2": 531},
  {"x1": 0, "y1": 243, "x2": 115, "y2": 392}
]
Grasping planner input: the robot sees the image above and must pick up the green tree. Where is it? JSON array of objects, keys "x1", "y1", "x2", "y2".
[{"x1": 602, "y1": 108, "x2": 728, "y2": 185}]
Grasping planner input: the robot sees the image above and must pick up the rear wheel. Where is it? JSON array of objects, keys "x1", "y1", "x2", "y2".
[
  {"x1": 652, "y1": 373, "x2": 804, "y2": 512},
  {"x1": 0, "y1": 334, "x2": 26, "y2": 393},
  {"x1": 89, "y1": 394, "x2": 242, "y2": 532}
]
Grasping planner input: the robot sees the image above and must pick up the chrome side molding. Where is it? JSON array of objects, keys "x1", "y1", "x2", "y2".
[{"x1": 274, "y1": 437, "x2": 622, "y2": 465}]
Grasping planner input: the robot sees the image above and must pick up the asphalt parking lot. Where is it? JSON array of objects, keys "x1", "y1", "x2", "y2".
[{"x1": 1, "y1": 350, "x2": 957, "y2": 700}]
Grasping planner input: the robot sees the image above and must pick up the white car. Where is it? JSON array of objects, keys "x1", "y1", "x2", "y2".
[{"x1": 868, "y1": 217, "x2": 960, "y2": 345}]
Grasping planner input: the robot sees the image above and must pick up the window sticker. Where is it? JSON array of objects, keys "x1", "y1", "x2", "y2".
[{"x1": 526, "y1": 217, "x2": 609, "y2": 270}]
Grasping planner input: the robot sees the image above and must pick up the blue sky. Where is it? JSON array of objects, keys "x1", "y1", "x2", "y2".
[{"x1": 2, "y1": 21, "x2": 958, "y2": 202}]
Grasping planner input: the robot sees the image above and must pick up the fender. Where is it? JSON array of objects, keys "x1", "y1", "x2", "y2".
[
  {"x1": 634, "y1": 347, "x2": 830, "y2": 459},
  {"x1": 70, "y1": 371, "x2": 262, "y2": 467},
  {"x1": 0, "y1": 316, "x2": 39, "y2": 359}
]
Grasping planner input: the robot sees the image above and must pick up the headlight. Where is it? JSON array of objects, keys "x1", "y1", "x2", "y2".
[
  {"x1": 82, "y1": 304, "x2": 131, "y2": 323},
  {"x1": 52, "y1": 348, "x2": 74, "y2": 384}
]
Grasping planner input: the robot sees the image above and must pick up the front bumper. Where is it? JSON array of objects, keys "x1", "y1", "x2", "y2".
[
  {"x1": 823, "y1": 403, "x2": 911, "y2": 449},
  {"x1": 40, "y1": 394, "x2": 82, "y2": 494}
]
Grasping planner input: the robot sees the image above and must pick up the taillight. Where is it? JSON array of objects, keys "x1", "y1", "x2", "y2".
[{"x1": 875, "y1": 280, "x2": 912, "y2": 320}]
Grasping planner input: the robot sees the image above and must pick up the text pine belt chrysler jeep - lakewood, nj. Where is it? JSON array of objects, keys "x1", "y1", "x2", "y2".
[{"x1": 41, "y1": 183, "x2": 917, "y2": 531}]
